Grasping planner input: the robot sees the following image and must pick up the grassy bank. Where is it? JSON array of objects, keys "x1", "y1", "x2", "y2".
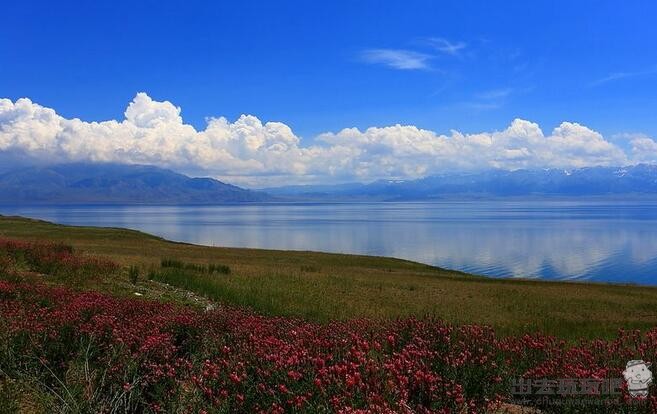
[{"x1": 1, "y1": 214, "x2": 657, "y2": 339}]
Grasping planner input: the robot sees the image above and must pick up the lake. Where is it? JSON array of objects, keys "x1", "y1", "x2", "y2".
[{"x1": 2, "y1": 200, "x2": 657, "y2": 285}]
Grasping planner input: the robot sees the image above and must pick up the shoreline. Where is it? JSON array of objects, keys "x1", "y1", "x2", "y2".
[{"x1": 0, "y1": 212, "x2": 654, "y2": 289}]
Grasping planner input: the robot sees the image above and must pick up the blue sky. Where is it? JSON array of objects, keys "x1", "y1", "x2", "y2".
[{"x1": 1, "y1": 1, "x2": 657, "y2": 186}]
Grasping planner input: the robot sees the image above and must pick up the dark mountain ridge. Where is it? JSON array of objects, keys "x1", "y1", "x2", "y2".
[{"x1": 0, "y1": 163, "x2": 271, "y2": 204}]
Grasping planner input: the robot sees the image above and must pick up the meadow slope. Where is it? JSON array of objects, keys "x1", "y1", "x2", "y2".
[{"x1": 1, "y1": 215, "x2": 657, "y2": 339}]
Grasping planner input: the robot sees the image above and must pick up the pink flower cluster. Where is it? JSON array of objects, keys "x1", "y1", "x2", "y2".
[{"x1": 2, "y1": 280, "x2": 657, "y2": 413}]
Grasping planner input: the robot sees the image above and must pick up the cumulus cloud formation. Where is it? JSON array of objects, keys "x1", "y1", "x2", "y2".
[
  {"x1": 630, "y1": 134, "x2": 657, "y2": 163},
  {"x1": 0, "y1": 93, "x2": 653, "y2": 186}
]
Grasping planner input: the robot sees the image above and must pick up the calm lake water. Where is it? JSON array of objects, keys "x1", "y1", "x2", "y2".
[{"x1": 2, "y1": 200, "x2": 657, "y2": 285}]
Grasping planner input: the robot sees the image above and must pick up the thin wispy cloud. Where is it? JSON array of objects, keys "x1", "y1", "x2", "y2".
[
  {"x1": 359, "y1": 37, "x2": 466, "y2": 72},
  {"x1": 464, "y1": 86, "x2": 533, "y2": 111},
  {"x1": 462, "y1": 101, "x2": 503, "y2": 110},
  {"x1": 426, "y1": 37, "x2": 467, "y2": 56},
  {"x1": 590, "y1": 65, "x2": 657, "y2": 86},
  {"x1": 360, "y1": 49, "x2": 432, "y2": 70},
  {"x1": 476, "y1": 88, "x2": 514, "y2": 100},
  {"x1": 462, "y1": 88, "x2": 514, "y2": 110}
]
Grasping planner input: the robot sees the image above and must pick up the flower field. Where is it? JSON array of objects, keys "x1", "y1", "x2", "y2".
[
  {"x1": 2, "y1": 237, "x2": 657, "y2": 413},
  {"x1": 0, "y1": 237, "x2": 118, "y2": 281}
]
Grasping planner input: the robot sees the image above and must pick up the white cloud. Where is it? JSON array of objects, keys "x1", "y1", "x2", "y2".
[
  {"x1": 426, "y1": 37, "x2": 467, "y2": 56},
  {"x1": 359, "y1": 49, "x2": 432, "y2": 70},
  {"x1": 630, "y1": 135, "x2": 657, "y2": 163},
  {"x1": 125, "y1": 92, "x2": 182, "y2": 127},
  {"x1": 590, "y1": 65, "x2": 657, "y2": 86},
  {"x1": 0, "y1": 93, "x2": 651, "y2": 187},
  {"x1": 476, "y1": 88, "x2": 513, "y2": 100}
]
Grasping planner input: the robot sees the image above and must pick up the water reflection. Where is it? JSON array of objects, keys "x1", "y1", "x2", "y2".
[{"x1": 2, "y1": 200, "x2": 657, "y2": 284}]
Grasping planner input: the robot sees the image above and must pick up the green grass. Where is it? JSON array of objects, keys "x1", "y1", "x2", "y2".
[
  {"x1": 161, "y1": 258, "x2": 230, "y2": 274},
  {"x1": 2, "y1": 214, "x2": 657, "y2": 339}
]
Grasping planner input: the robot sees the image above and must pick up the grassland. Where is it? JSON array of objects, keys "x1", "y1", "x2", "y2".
[{"x1": 1, "y1": 214, "x2": 657, "y2": 340}]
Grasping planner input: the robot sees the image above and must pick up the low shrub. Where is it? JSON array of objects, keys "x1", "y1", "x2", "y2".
[
  {"x1": 161, "y1": 258, "x2": 230, "y2": 275},
  {"x1": 161, "y1": 258, "x2": 184, "y2": 269},
  {"x1": 208, "y1": 263, "x2": 230, "y2": 275},
  {"x1": 129, "y1": 265, "x2": 140, "y2": 285}
]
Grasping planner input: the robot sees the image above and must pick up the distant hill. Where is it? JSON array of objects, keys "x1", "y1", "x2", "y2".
[
  {"x1": 263, "y1": 182, "x2": 366, "y2": 198},
  {"x1": 6, "y1": 163, "x2": 657, "y2": 204},
  {"x1": 265, "y1": 164, "x2": 657, "y2": 200},
  {"x1": 0, "y1": 163, "x2": 272, "y2": 204}
]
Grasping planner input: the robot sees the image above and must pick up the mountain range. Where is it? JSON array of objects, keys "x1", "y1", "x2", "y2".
[
  {"x1": 3, "y1": 163, "x2": 657, "y2": 204},
  {"x1": 265, "y1": 164, "x2": 657, "y2": 200},
  {"x1": 0, "y1": 163, "x2": 270, "y2": 204}
]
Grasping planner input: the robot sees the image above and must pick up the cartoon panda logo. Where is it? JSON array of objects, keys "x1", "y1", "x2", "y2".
[{"x1": 623, "y1": 360, "x2": 653, "y2": 398}]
